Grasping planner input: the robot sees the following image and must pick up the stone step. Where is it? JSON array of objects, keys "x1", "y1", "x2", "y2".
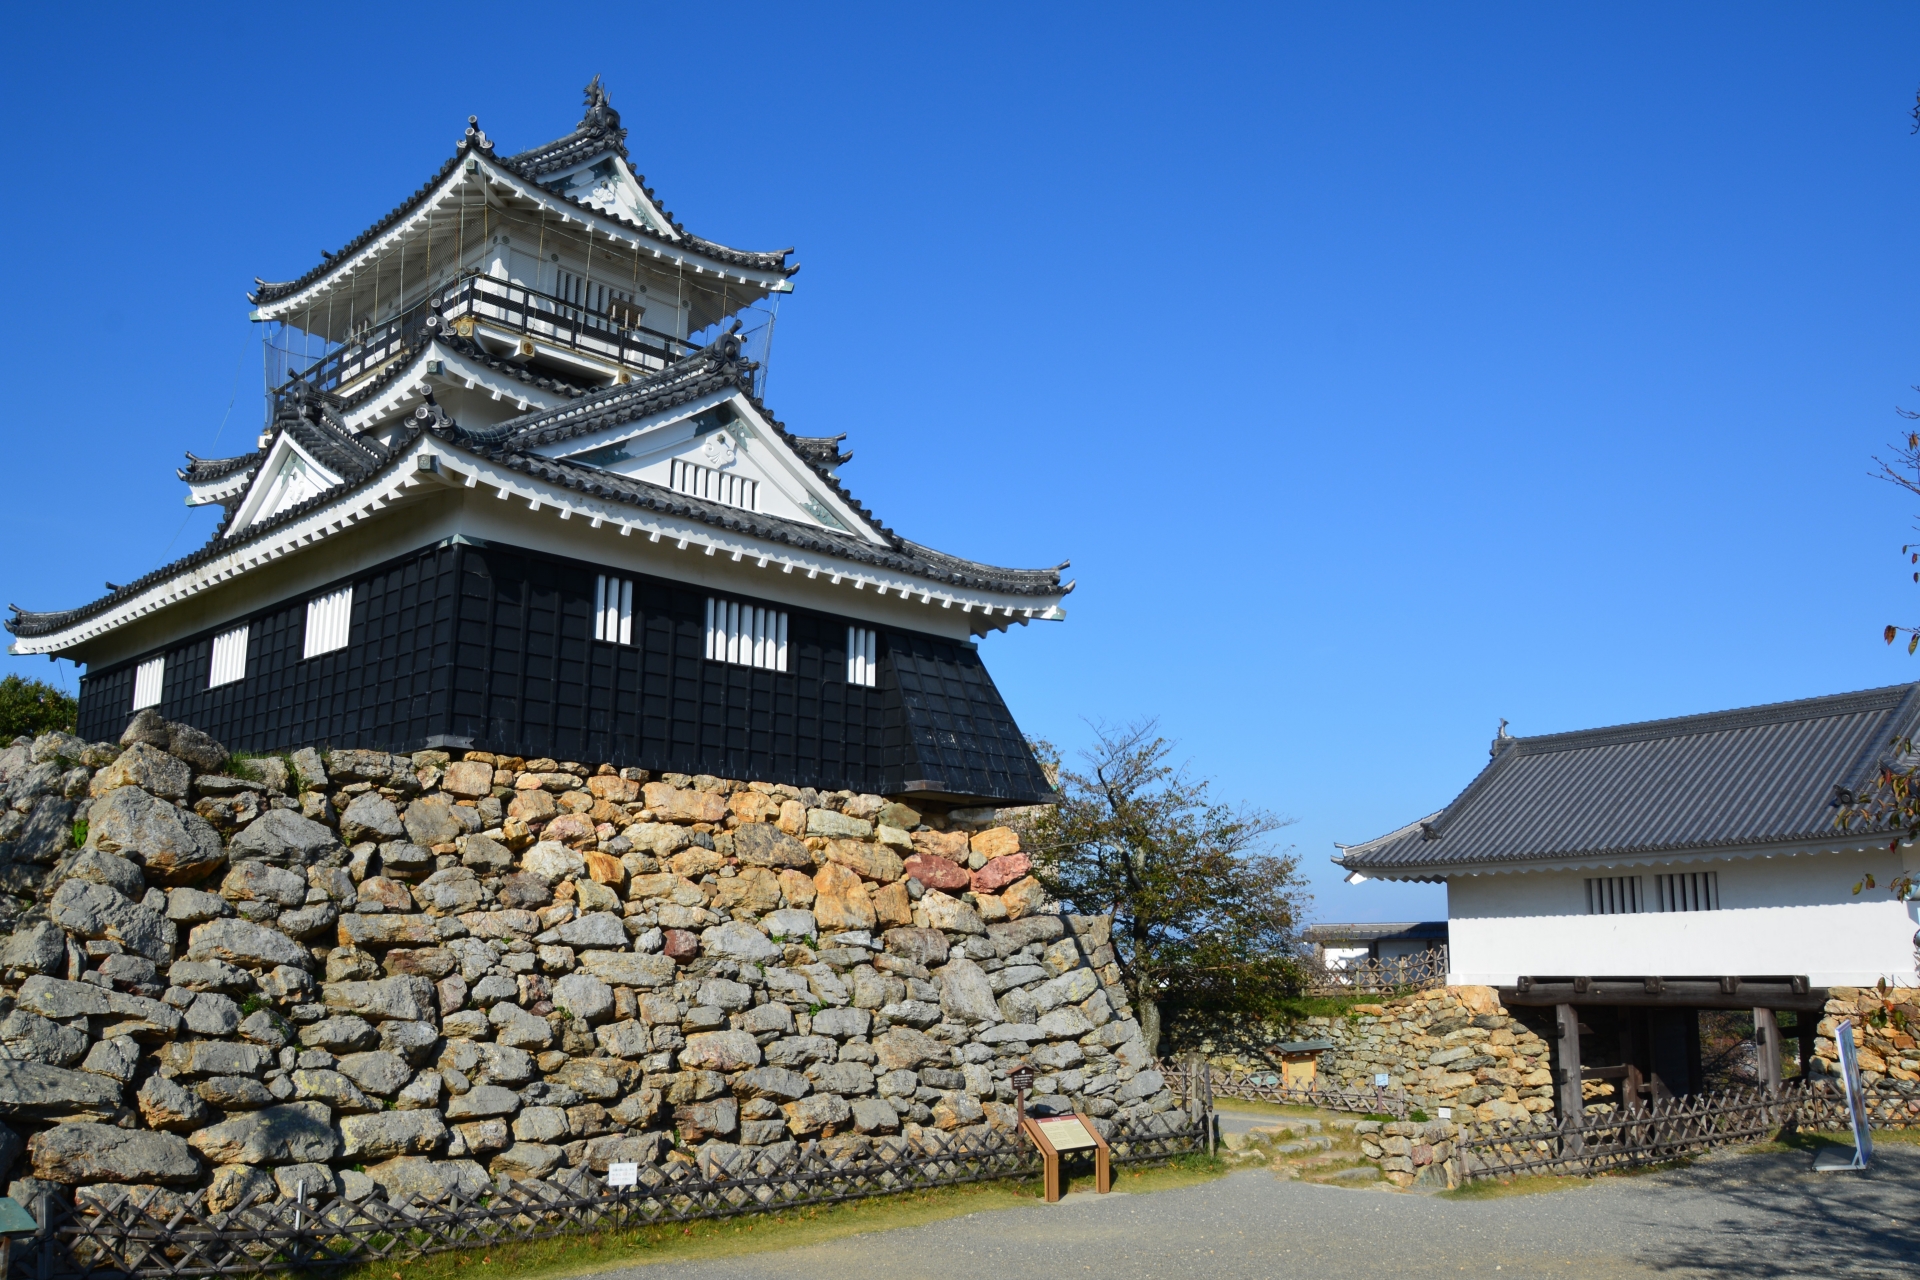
[
  {"x1": 1271, "y1": 1136, "x2": 1333, "y2": 1155},
  {"x1": 1319, "y1": 1164, "x2": 1383, "y2": 1184}
]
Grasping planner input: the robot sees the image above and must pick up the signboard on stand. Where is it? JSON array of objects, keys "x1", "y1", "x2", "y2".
[
  {"x1": 1020, "y1": 1112, "x2": 1111, "y2": 1202},
  {"x1": 1814, "y1": 1018, "x2": 1871, "y2": 1172}
]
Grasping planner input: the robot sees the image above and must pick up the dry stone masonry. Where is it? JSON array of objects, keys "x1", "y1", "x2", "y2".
[{"x1": 0, "y1": 713, "x2": 1176, "y2": 1216}]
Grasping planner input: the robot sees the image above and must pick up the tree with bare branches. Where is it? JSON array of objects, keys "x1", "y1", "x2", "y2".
[{"x1": 1023, "y1": 721, "x2": 1307, "y2": 1059}]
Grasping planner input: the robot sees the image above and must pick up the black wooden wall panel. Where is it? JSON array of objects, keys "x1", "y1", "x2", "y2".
[{"x1": 76, "y1": 539, "x2": 1053, "y2": 803}]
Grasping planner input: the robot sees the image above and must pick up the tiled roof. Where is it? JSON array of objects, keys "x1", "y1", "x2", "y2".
[
  {"x1": 250, "y1": 86, "x2": 792, "y2": 308},
  {"x1": 1339, "y1": 683, "x2": 1920, "y2": 876},
  {"x1": 177, "y1": 452, "x2": 260, "y2": 484},
  {"x1": 8, "y1": 342, "x2": 1069, "y2": 641}
]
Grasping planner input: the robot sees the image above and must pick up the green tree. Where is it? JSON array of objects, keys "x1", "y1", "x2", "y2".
[
  {"x1": 0, "y1": 675, "x2": 75, "y2": 741},
  {"x1": 1024, "y1": 720, "x2": 1307, "y2": 1059}
]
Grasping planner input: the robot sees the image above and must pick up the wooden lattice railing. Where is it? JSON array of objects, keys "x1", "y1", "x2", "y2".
[
  {"x1": 1453, "y1": 1078, "x2": 1920, "y2": 1182},
  {"x1": 1300, "y1": 948, "x2": 1449, "y2": 995},
  {"x1": 9, "y1": 1114, "x2": 1209, "y2": 1280},
  {"x1": 1159, "y1": 1059, "x2": 1410, "y2": 1119}
]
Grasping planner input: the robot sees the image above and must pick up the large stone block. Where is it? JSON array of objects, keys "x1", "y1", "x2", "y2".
[
  {"x1": 228, "y1": 810, "x2": 339, "y2": 863},
  {"x1": 403, "y1": 795, "x2": 470, "y2": 848},
  {"x1": 89, "y1": 742, "x2": 190, "y2": 801},
  {"x1": 805, "y1": 809, "x2": 872, "y2": 840},
  {"x1": 872, "y1": 1028, "x2": 947, "y2": 1072},
  {"x1": 322, "y1": 976, "x2": 438, "y2": 1023},
  {"x1": 821, "y1": 839, "x2": 902, "y2": 883},
  {"x1": 339, "y1": 793, "x2": 404, "y2": 844},
  {"x1": 30, "y1": 1124, "x2": 199, "y2": 1185},
  {"x1": 700, "y1": 920, "x2": 781, "y2": 963},
  {"x1": 340, "y1": 1109, "x2": 449, "y2": 1160},
  {"x1": 582, "y1": 1131, "x2": 663, "y2": 1172},
  {"x1": 65, "y1": 847, "x2": 145, "y2": 898},
  {"x1": 17, "y1": 977, "x2": 182, "y2": 1035},
  {"x1": 0, "y1": 1060, "x2": 125, "y2": 1115},
  {"x1": 971, "y1": 853, "x2": 1031, "y2": 894},
  {"x1": 812, "y1": 863, "x2": 875, "y2": 931},
  {"x1": 781, "y1": 1093, "x2": 851, "y2": 1136},
  {"x1": 937, "y1": 957, "x2": 1001, "y2": 1025},
  {"x1": 642, "y1": 784, "x2": 728, "y2": 823},
  {"x1": 0, "y1": 1010, "x2": 88, "y2": 1067},
  {"x1": 552, "y1": 972, "x2": 613, "y2": 1023},
  {"x1": 186, "y1": 918, "x2": 311, "y2": 970},
  {"x1": 160, "y1": 1040, "x2": 273, "y2": 1079},
  {"x1": 732, "y1": 823, "x2": 812, "y2": 869},
  {"x1": 445, "y1": 1085, "x2": 520, "y2": 1119},
  {"x1": 191, "y1": 1102, "x2": 339, "y2": 1164},
  {"x1": 221, "y1": 860, "x2": 308, "y2": 907},
  {"x1": 88, "y1": 787, "x2": 225, "y2": 885},
  {"x1": 680, "y1": 1030, "x2": 761, "y2": 1072},
  {"x1": 579, "y1": 950, "x2": 676, "y2": 988},
  {"x1": 541, "y1": 911, "x2": 627, "y2": 949},
  {"x1": 338, "y1": 914, "x2": 440, "y2": 948},
  {"x1": 902, "y1": 853, "x2": 970, "y2": 891}
]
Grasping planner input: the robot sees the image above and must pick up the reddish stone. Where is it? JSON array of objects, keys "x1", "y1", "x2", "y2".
[
  {"x1": 971, "y1": 853, "x2": 1032, "y2": 894},
  {"x1": 544, "y1": 813, "x2": 598, "y2": 848},
  {"x1": 902, "y1": 853, "x2": 970, "y2": 891},
  {"x1": 662, "y1": 929, "x2": 700, "y2": 961}
]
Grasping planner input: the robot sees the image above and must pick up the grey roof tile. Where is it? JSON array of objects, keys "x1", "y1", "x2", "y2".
[{"x1": 1340, "y1": 683, "x2": 1920, "y2": 875}]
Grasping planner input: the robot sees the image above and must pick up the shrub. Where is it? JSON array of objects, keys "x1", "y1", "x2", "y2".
[{"x1": 0, "y1": 676, "x2": 76, "y2": 741}]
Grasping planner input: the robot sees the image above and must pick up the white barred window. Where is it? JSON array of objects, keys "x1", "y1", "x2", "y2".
[
  {"x1": 1585, "y1": 875, "x2": 1643, "y2": 915},
  {"x1": 706, "y1": 598, "x2": 787, "y2": 672},
  {"x1": 594, "y1": 575, "x2": 633, "y2": 645},
  {"x1": 1655, "y1": 871, "x2": 1719, "y2": 912},
  {"x1": 671, "y1": 459, "x2": 757, "y2": 512},
  {"x1": 847, "y1": 626, "x2": 877, "y2": 687},
  {"x1": 209, "y1": 625, "x2": 249, "y2": 687},
  {"x1": 303, "y1": 586, "x2": 353, "y2": 658},
  {"x1": 131, "y1": 657, "x2": 165, "y2": 711}
]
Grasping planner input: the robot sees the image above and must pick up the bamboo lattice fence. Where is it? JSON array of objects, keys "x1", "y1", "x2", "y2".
[
  {"x1": 1300, "y1": 949, "x2": 1449, "y2": 996},
  {"x1": 8, "y1": 1114, "x2": 1209, "y2": 1280}
]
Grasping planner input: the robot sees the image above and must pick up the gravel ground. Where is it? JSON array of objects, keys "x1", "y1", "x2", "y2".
[{"x1": 597, "y1": 1143, "x2": 1920, "y2": 1280}]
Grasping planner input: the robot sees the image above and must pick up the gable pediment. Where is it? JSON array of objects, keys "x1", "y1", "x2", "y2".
[
  {"x1": 544, "y1": 395, "x2": 886, "y2": 542},
  {"x1": 225, "y1": 435, "x2": 344, "y2": 536},
  {"x1": 544, "y1": 156, "x2": 675, "y2": 237}
]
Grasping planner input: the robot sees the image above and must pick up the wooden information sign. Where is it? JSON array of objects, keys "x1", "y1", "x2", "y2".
[{"x1": 1020, "y1": 1112, "x2": 1111, "y2": 1202}]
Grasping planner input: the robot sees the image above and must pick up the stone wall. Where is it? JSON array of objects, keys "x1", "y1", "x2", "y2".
[
  {"x1": 1815, "y1": 986, "x2": 1919, "y2": 1083},
  {"x1": 0, "y1": 712, "x2": 1176, "y2": 1214},
  {"x1": 1208, "y1": 986, "x2": 1558, "y2": 1122}
]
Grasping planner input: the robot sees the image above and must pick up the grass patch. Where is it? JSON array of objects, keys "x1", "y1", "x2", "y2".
[
  {"x1": 1740, "y1": 1126, "x2": 1920, "y2": 1155},
  {"x1": 313, "y1": 1157, "x2": 1226, "y2": 1280}
]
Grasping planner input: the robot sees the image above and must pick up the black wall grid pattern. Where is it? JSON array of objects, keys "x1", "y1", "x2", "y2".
[{"x1": 75, "y1": 540, "x2": 1053, "y2": 804}]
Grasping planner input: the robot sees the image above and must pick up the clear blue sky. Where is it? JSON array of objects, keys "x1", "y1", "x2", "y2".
[{"x1": 5, "y1": 5, "x2": 1920, "y2": 926}]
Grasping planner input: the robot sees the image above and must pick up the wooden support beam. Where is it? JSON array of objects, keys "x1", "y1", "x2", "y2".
[
  {"x1": 1753, "y1": 1008, "x2": 1782, "y2": 1094},
  {"x1": 1556, "y1": 1002, "x2": 1584, "y2": 1152}
]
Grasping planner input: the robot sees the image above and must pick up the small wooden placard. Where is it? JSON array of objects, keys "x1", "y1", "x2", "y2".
[{"x1": 1021, "y1": 1112, "x2": 1111, "y2": 1202}]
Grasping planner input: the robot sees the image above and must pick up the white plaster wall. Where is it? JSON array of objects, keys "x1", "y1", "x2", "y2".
[{"x1": 1446, "y1": 849, "x2": 1920, "y2": 986}]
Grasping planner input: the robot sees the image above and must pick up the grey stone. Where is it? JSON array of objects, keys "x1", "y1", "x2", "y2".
[
  {"x1": 882, "y1": 927, "x2": 950, "y2": 967},
  {"x1": 0, "y1": 1011, "x2": 88, "y2": 1067},
  {"x1": 91, "y1": 741, "x2": 191, "y2": 800},
  {"x1": 276, "y1": 901, "x2": 339, "y2": 940},
  {"x1": 198, "y1": 1076, "x2": 274, "y2": 1108},
  {"x1": 594, "y1": 1020, "x2": 649, "y2": 1058},
  {"x1": 679, "y1": 1030, "x2": 762, "y2": 1072},
  {"x1": 403, "y1": 795, "x2": 468, "y2": 848},
  {"x1": 239, "y1": 1009, "x2": 289, "y2": 1048},
  {"x1": 415, "y1": 867, "x2": 483, "y2": 914},
  {"x1": 186, "y1": 918, "x2": 310, "y2": 970},
  {"x1": 321, "y1": 976, "x2": 437, "y2": 1023},
  {"x1": 1037, "y1": 1006, "x2": 1095, "y2": 1039},
  {"x1": 378, "y1": 1019, "x2": 441, "y2": 1065},
  {"x1": 810, "y1": 1007, "x2": 871, "y2": 1039},
  {"x1": 739, "y1": 1002, "x2": 794, "y2": 1035},
  {"x1": 579, "y1": 950, "x2": 676, "y2": 988},
  {"x1": 490, "y1": 1141, "x2": 563, "y2": 1180},
  {"x1": 299, "y1": 1016, "x2": 379, "y2": 1053},
  {"x1": 700, "y1": 920, "x2": 781, "y2": 963},
  {"x1": 341, "y1": 1113, "x2": 449, "y2": 1159},
  {"x1": 340, "y1": 793, "x2": 405, "y2": 845},
  {"x1": 191, "y1": 1101, "x2": 339, "y2": 1164},
  {"x1": 80, "y1": 1037, "x2": 140, "y2": 1082},
  {"x1": 273, "y1": 1161, "x2": 339, "y2": 1202},
  {"x1": 582, "y1": 1131, "x2": 664, "y2": 1172},
  {"x1": 66, "y1": 847, "x2": 145, "y2": 898},
  {"x1": 0, "y1": 1060, "x2": 123, "y2": 1115},
  {"x1": 762, "y1": 908, "x2": 818, "y2": 941},
  {"x1": 258, "y1": 964, "x2": 314, "y2": 1003},
  {"x1": 550, "y1": 1057, "x2": 639, "y2": 1101},
  {"x1": 849, "y1": 1096, "x2": 900, "y2": 1134},
  {"x1": 735, "y1": 1067, "x2": 810, "y2": 1101},
  {"x1": 159, "y1": 1040, "x2": 273, "y2": 1079},
  {"x1": 551, "y1": 972, "x2": 613, "y2": 1022},
  {"x1": 290, "y1": 748, "x2": 329, "y2": 791},
  {"x1": 221, "y1": 861, "x2": 309, "y2": 907},
  {"x1": 806, "y1": 810, "x2": 872, "y2": 840},
  {"x1": 50, "y1": 879, "x2": 169, "y2": 962},
  {"x1": 16, "y1": 976, "x2": 182, "y2": 1034},
  {"x1": 206, "y1": 1163, "x2": 275, "y2": 1212},
  {"x1": 763, "y1": 1035, "x2": 838, "y2": 1069},
  {"x1": 292, "y1": 1069, "x2": 374, "y2": 1112},
  {"x1": 0, "y1": 922, "x2": 65, "y2": 975},
  {"x1": 229, "y1": 807, "x2": 342, "y2": 863},
  {"x1": 336, "y1": 1050, "x2": 412, "y2": 1097},
  {"x1": 698, "y1": 979, "x2": 753, "y2": 1011},
  {"x1": 511, "y1": 1106, "x2": 569, "y2": 1143},
  {"x1": 166, "y1": 888, "x2": 230, "y2": 924},
  {"x1": 161, "y1": 721, "x2": 227, "y2": 773},
  {"x1": 460, "y1": 834, "x2": 514, "y2": 873},
  {"x1": 469, "y1": 974, "x2": 518, "y2": 1006},
  {"x1": 446, "y1": 1084, "x2": 520, "y2": 1119},
  {"x1": 379, "y1": 843, "x2": 435, "y2": 881},
  {"x1": 186, "y1": 992, "x2": 243, "y2": 1037},
  {"x1": 167, "y1": 957, "x2": 252, "y2": 993},
  {"x1": 808, "y1": 1061, "x2": 875, "y2": 1095},
  {"x1": 781, "y1": 1092, "x2": 850, "y2": 1136},
  {"x1": 28, "y1": 1124, "x2": 199, "y2": 1185},
  {"x1": 978, "y1": 1022, "x2": 1044, "y2": 1044},
  {"x1": 395, "y1": 1070, "x2": 442, "y2": 1111},
  {"x1": 936, "y1": 957, "x2": 1001, "y2": 1025},
  {"x1": 987, "y1": 914, "x2": 1066, "y2": 956},
  {"x1": 136, "y1": 1074, "x2": 209, "y2": 1131},
  {"x1": 542, "y1": 912, "x2": 627, "y2": 949},
  {"x1": 88, "y1": 785, "x2": 226, "y2": 886}
]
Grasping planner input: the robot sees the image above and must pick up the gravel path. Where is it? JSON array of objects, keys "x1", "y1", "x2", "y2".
[{"x1": 593, "y1": 1143, "x2": 1920, "y2": 1280}]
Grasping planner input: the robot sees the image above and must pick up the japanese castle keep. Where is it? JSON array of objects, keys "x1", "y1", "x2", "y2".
[{"x1": 7, "y1": 83, "x2": 1068, "y2": 807}]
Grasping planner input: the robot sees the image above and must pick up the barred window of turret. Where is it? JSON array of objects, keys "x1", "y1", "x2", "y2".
[
  {"x1": 594, "y1": 575, "x2": 633, "y2": 645},
  {"x1": 847, "y1": 626, "x2": 877, "y2": 687},
  {"x1": 706, "y1": 598, "x2": 787, "y2": 672}
]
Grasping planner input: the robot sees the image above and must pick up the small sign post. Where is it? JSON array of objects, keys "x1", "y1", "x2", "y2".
[
  {"x1": 1019, "y1": 1112, "x2": 1111, "y2": 1203},
  {"x1": 1010, "y1": 1065, "x2": 1035, "y2": 1125},
  {"x1": 607, "y1": 1162, "x2": 639, "y2": 1189},
  {"x1": 1814, "y1": 1019, "x2": 1872, "y2": 1172}
]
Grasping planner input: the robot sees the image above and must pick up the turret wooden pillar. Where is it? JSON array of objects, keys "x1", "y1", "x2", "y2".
[
  {"x1": 1753, "y1": 1008, "x2": 1782, "y2": 1094},
  {"x1": 1556, "y1": 1003, "x2": 1584, "y2": 1151}
]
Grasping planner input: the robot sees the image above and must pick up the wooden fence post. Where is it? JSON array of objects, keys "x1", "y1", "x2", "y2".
[{"x1": 1556, "y1": 1003, "x2": 1584, "y2": 1154}]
